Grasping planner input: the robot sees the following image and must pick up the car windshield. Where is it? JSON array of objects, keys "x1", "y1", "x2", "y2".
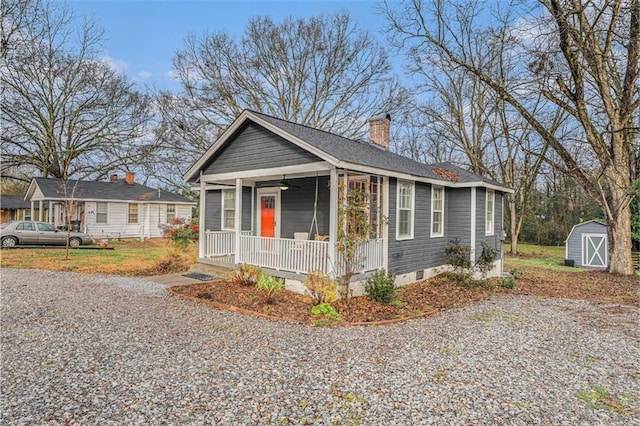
[{"x1": 37, "y1": 223, "x2": 57, "y2": 232}]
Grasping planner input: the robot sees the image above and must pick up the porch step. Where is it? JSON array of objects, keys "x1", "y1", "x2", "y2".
[{"x1": 189, "y1": 262, "x2": 233, "y2": 279}]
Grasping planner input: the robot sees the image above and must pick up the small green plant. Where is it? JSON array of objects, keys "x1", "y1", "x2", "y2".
[
  {"x1": 364, "y1": 269, "x2": 397, "y2": 303},
  {"x1": 577, "y1": 385, "x2": 629, "y2": 413},
  {"x1": 305, "y1": 270, "x2": 338, "y2": 305},
  {"x1": 444, "y1": 239, "x2": 472, "y2": 273},
  {"x1": 256, "y1": 274, "x2": 284, "y2": 304},
  {"x1": 229, "y1": 263, "x2": 261, "y2": 286},
  {"x1": 311, "y1": 302, "x2": 340, "y2": 321},
  {"x1": 509, "y1": 268, "x2": 524, "y2": 279},
  {"x1": 390, "y1": 299, "x2": 404, "y2": 308},
  {"x1": 500, "y1": 277, "x2": 516, "y2": 289},
  {"x1": 476, "y1": 241, "x2": 497, "y2": 276}
]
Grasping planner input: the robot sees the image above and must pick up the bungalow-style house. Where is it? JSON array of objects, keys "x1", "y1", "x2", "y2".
[
  {"x1": 25, "y1": 173, "x2": 195, "y2": 239},
  {"x1": 0, "y1": 195, "x2": 33, "y2": 223},
  {"x1": 185, "y1": 110, "x2": 512, "y2": 294}
]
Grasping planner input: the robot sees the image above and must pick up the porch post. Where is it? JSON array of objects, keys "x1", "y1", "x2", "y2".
[
  {"x1": 470, "y1": 187, "x2": 477, "y2": 264},
  {"x1": 234, "y1": 178, "x2": 243, "y2": 264},
  {"x1": 30, "y1": 201, "x2": 34, "y2": 220},
  {"x1": 382, "y1": 176, "x2": 389, "y2": 271},
  {"x1": 198, "y1": 176, "x2": 206, "y2": 259},
  {"x1": 48, "y1": 202, "x2": 53, "y2": 224},
  {"x1": 328, "y1": 169, "x2": 339, "y2": 278},
  {"x1": 38, "y1": 200, "x2": 43, "y2": 221}
]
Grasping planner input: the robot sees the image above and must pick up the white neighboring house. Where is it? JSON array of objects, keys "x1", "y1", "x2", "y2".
[{"x1": 25, "y1": 173, "x2": 196, "y2": 239}]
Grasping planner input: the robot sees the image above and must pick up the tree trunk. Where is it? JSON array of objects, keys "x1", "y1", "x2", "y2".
[
  {"x1": 509, "y1": 198, "x2": 518, "y2": 255},
  {"x1": 606, "y1": 175, "x2": 634, "y2": 275}
]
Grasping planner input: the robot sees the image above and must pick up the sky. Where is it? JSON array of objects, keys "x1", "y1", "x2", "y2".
[{"x1": 69, "y1": 0, "x2": 393, "y2": 92}]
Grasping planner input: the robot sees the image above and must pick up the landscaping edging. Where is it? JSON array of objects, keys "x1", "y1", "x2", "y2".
[{"x1": 167, "y1": 285, "x2": 438, "y2": 327}]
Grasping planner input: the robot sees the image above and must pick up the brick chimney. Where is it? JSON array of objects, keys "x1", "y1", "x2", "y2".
[
  {"x1": 125, "y1": 171, "x2": 135, "y2": 185},
  {"x1": 110, "y1": 174, "x2": 118, "y2": 182},
  {"x1": 368, "y1": 113, "x2": 391, "y2": 150}
]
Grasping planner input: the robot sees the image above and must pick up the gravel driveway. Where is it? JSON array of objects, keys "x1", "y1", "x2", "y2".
[{"x1": 1, "y1": 269, "x2": 638, "y2": 425}]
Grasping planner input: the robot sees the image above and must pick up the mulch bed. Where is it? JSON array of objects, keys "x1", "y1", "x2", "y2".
[{"x1": 169, "y1": 268, "x2": 638, "y2": 326}]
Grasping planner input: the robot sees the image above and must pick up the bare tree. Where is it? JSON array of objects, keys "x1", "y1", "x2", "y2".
[
  {"x1": 1, "y1": 0, "x2": 151, "y2": 182},
  {"x1": 153, "y1": 12, "x2": 407, "y2": 188},
  {"x1": 384, "y1": 0, "x2": 639, "y2": 275}
]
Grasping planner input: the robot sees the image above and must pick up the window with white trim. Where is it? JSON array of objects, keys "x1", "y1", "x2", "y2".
[
  {"x1": 486, "y1": 189, "x2": 495, "y2": 235},
  {"x1": 166, "y1": 204, "x2": 176, "y2": 223},
  {"x1": 96, "y1": 202, "x2": 108, "y2": 224},
  {"x1": 431, "y1": 186, "x2": 444, "y2": 237},
  {"x1": 127, "y1": 204, "x2": 138, "y2": 224},
  {"x1": 222, "y1": 190, "x2": 235, "y2": 230},
  {"x1": 396, "y1": 180, "x2": 414, "y2": 239}
]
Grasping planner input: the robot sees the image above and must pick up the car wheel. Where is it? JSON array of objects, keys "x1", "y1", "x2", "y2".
[
  {"x1": 69, "y1": 237, "x2": 81, "y2": 248},
  {"x1": 1, "y1": 236, "x2": 18, "y2": 247}
]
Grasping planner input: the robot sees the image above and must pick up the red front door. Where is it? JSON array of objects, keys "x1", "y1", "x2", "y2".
[{"x1": 260, "y1": 195, "x2": 275, "y2": 237}]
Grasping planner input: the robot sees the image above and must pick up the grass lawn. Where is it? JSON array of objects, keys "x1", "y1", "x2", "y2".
[
  {"x1": 0, "y1": 239, "x2": 196, "y2": 276},
  {"x1": 504, "y1": 242, "x2": 583, "y2": 272}
]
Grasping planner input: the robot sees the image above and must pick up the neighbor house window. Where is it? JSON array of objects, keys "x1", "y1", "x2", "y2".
[
  {"x1": 486, "y1": 189, "x2": 495, "y2": 235},
  {"x1": 222, "y1": 190, "x2": 235, "y2": 230},
  {"x1": 396, "y1": 180, "x2": 414, "y2": 240},
  {"x1": 96, "y1": 202, "x2": 108, "y2": 224},
  {"x1": 431, "y1": 186, "x2": 444, "y2": 237},
  {"x1": 128, "y1": 204, "x2": 138, "y2": 224},
  {"x1": 166, "y1": 204, "x2": 176, "y2": 223}
]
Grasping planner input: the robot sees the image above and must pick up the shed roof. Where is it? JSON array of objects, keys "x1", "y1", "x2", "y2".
[
  {"x1": 565, "y1": 219, "x2": 607, "y2": 242},
  {"x1": 26, "y1": 177, "x2": 195, "y2": 204}
]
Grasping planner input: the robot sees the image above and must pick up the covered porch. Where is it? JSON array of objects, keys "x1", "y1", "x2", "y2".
[{"x1": 197, "y1": 166, "x2": 388, "y2": 279}]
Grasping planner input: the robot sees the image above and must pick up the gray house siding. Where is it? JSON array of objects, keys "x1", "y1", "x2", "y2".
[
  {"x1": 204, "y1": 188, "x2": 252, "y2": 232},
  {"x1": 279, "y1": 176, "x2": 330, "y2": 239},
  {"x1": 475, "y1": 189, "x2": 503, "y2": 260},
  {"x1": 388, "y1": 179, "x2": 449, "y2": 275},
  {"x1": 566, "y1": 221, "x2": 607, "y2": 267},
  {"x1": 447, "y1": 188, "x2": 472, "y2": 248},
  {"x1": 202, "y1": 123, "x2": 321, "y2": 175}
]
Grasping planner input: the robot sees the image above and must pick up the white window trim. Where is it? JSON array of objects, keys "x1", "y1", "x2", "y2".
[
  {"x1": 221, "y1": 189, "x2": 235, "y2": 231},
  {"x1": 95, "y1": 202, "x2": 108, "y2": 224},
  {"x1": 395, "y1": 180, "x2": 415, "y2": 240},
  {"x1": 485, "y1": 189, "x2": 495, "y2": 236},
  {"x1": 166, "y1": 204, "x2": 176, "y2": 224},
  {"x1": 430, "y1": 186, "x2": 445, "y2": 238},
  {"x1": 127, "y1": 203, "x2": 139, "y2": 224}
]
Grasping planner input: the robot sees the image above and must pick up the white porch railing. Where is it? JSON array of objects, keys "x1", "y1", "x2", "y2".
[
  {"x1": 205, "y1": 231, "x2": 385, "y2": 276},
  {"x1": 238, "y1": 235, "x2": 330, "y2": 274},
  {"x1": 204, "y1": 230, "x2": 251, "y2": 257}
]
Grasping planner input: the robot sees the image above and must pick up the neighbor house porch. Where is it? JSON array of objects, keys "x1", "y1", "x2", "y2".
[{"x1": 197, "y1": 168, "x2": 388, "y2": 279}]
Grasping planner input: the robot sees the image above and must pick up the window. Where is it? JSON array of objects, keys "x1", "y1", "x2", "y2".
[
  {"x1": 96, "y1": 202, "x2": 108, "y2": 224},
  {"x1": 16, "y1": 222, "x2": 35, "y2": 231},
  {"x1": 166, "y1": 204, "x2": 176, "y2": 223},
  {"x1": 486, "y1": 189, "x2": 495, "y2": 235},
  {"x1": 37, "y1": 222, "x2": 56, "y2": 232},
  {"x1": 128, "y1": 204, "x2": 138, "y2": 224},
  {"x1": 431, "y1": 186, "x2": 444, "y2": 237},
  {"x1": 222, "y1": 190, "x2": 235, "y2": 230},
  {"x1": 24, "y1": 210, "x2": 31, "y2": 220},
  {"x1": 396, "y1": 180, "x2": 414, "y2": 239}
]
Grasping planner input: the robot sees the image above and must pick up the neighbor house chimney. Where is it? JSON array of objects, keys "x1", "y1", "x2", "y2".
[
  {"x1": 125, "y1": 171, "x2": 135, "y2": 185},
  {"x1": 110, "y1": 174, "x2": 118, "y2": 182},
  {"x1": 368, "y1": 113, "x2": 391, "y2": 150}
]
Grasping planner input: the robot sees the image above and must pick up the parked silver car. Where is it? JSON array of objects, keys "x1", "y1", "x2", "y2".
[{"x1": 0, "y1": 221, "x2": 94, "y2": 248}]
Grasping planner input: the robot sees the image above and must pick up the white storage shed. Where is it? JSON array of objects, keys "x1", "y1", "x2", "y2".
[{"x1": 565, "y1": 220, "x2": 608, "y2": 269}]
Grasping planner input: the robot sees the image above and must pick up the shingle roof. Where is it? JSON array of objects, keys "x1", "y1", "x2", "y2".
[
  {"x1": 0, "y1": 194, "x2": 30, "y2": 209},
  {"x1": 250, "y1": 111, "x2": 506, "y2": 187},
  {"x1": 32, "y1": 177, "x2": 194, "y2": 203}
]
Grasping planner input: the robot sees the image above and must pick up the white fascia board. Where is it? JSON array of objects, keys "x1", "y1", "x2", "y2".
[
  {"x1": 334, "y1": 161, "x2": 514, "y2": 193},
  {"x1": 183, "y1": 111, "x2": 340, "y2": 182},
  {"x1": 200, "y1": 161, "x2": 333, "y2": 183}
]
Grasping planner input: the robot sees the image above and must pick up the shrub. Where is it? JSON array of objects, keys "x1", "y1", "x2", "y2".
[
  {"x1": 444, "y1": 239, "x2": 472, "y2": 274},
  {"x1": 256, "y1": 274, "x2": 284, "y2": 304},
  {"x1": 311, "y1": 302, "x2": 340, "y2": 321},
  {"x1": 500, "y1": 277, "x2": 516, "y2": 289},
  {"x1": 364, "y1": 269, "x2": 397, "y2": 303},
  {"x1": 476, "y1": 242, "x2": 497, "y2": 276},
  {"x1": 305, "y1": 270, "x2": 338, "y2": 305},
  {"x1": 509, "y1": 268, "x2": 524, "y2": 279},
  {"x1": 229, "y1": 263, "x2": 261, "y2": 286}
]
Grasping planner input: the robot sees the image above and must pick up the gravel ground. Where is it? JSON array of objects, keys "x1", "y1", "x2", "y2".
[{"x1": 1, "y1": 268, "x2": 639, "y2": 425}]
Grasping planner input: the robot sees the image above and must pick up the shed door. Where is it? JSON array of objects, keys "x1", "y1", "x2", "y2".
[{"x1": 582, "y1": 233, "x2": 607, "y2": 268}]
